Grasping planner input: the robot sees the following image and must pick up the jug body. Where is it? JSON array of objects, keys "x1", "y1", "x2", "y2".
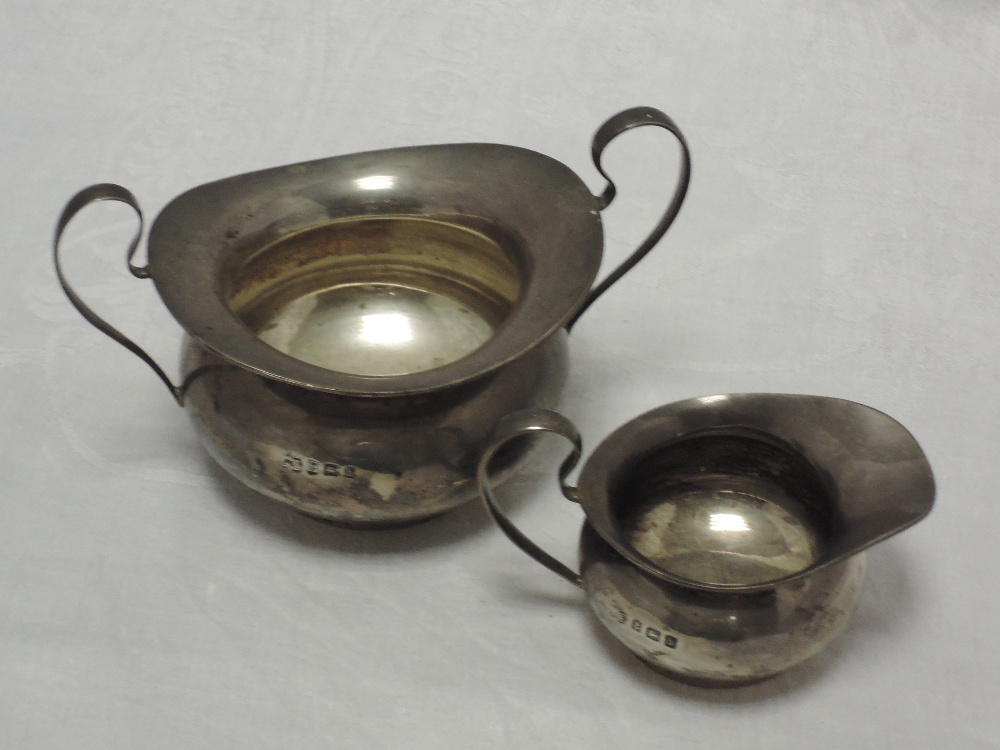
[
  {"x1": 580, "y1": 523, "x2": 867, "y2": 687},
  {"x1": 183, "y1": 331, "x2": 567, "y2": 526},
  {"x1": 477, "y1": 397, "x2": 934, "y2": 685}
]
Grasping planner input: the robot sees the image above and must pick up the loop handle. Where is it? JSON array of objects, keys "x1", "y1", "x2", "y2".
[
  {"x1": 476, "y1": 409, "x2": 584, "y2": 587},
  {"x1": 566, "y1": 106, "x2": 691, "y2": 330},
  {"x1": 54, "y1": 184, "x2": 183, "y2": 405}
]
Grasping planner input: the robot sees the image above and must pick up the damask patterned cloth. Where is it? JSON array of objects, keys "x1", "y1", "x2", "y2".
[{"x1": 1, "y1": 1, "x2": 997, "y2": 748}]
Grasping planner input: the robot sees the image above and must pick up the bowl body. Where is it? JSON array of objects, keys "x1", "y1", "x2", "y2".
[
  {"x1": 157, "y1": 143, "x2": 597, "y2": 525},
  {"x1": 161, "y1": 144, "x2": 594, "y2": 525},
  {"x1": 182, "y1": 330, "x2": 568, "y2": 526}
]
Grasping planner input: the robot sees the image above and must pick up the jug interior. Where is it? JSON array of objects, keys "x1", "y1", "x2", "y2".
[
  {"x1": 226, "y1": 216, "x2": 524, "y2": 377},
  {"x1": 613, "y1": 433, "x2": 836, "y2": 587}
]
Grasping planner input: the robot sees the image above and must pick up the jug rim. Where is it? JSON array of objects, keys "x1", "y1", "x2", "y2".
[
  {"x1": 577, "y1": 393, "x2": 936, "y2": 593},
  {"x1": 145, "y1": 142, "x2": 604, "y2": 396}
]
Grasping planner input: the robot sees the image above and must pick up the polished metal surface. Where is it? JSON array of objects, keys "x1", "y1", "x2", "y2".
[
  {"x1": 54, "y1": 106, "x2": 690, "y2": 525},
  {"x1": 476, "y1": 395, "x2": 935, "y2": 685}
]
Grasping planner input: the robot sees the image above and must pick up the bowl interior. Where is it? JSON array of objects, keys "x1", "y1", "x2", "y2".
[
  {"x1": 612, "y1": 432, "x2": 835, "y2": 587},
  {"x1": 225, "y1": 216, "x2": 524, "y2": 377}
]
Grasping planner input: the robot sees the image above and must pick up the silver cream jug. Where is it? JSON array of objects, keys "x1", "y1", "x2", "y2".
[{"x1": 477, "y1": 394, "x2": 935, "y2": 686}]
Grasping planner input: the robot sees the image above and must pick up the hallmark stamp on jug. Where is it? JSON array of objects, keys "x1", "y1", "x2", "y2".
[{"x1": 600, "y1": 597, "x2": 677, "y2": 648}]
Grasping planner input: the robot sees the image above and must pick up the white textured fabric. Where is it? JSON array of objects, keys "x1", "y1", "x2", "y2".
[{"x1": 3, "y1": 1, "x2": 998, "y2": 747}]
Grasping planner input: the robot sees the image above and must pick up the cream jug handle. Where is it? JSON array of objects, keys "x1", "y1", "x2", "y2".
[
  {"x1": 566, "y1": 106, "x2": 691, "y2": 330},
  {"x1": 476, "y1": 409, "x2": 585, "y2": 587},
  {"x1": 54, "y1": 184, "x2": 185, "y2": 405}
]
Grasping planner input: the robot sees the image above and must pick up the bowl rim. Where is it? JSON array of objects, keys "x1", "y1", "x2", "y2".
[{"x1": 146, "y1": 142, "x2": 603, "y2": 396}]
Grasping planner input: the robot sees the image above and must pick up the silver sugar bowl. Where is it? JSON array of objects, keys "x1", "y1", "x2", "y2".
[{"x1": 54, "y1": 107, "x2": 689, "y2": 528}]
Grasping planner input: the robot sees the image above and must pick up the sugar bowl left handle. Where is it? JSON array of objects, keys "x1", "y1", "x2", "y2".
[{"x1": 54, "y1": 184, "x2": 185, "y2": 405}]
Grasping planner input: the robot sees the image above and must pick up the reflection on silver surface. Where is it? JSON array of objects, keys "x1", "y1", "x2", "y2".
[
  {"x1": 353, "y1": 174, "x2": 395, "y2": 190},
  {"x1": 358, "y1": 312, "x2": 413, "y2": 345},
  {"x1": 708, "y1": 513, "x2": 750, "y2": 532},
  {"x1": 256, "y1": 283, "x2": 496, "y2": 376},
  {"x1": 624, "y1": 482, "x2": 821, "y2": 586},
  {"x1": 698, "y1": 394, "x2": 728, "y2": 405}
]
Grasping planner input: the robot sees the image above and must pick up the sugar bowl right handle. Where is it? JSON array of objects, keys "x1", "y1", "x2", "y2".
[
  {"x1": 476, "y1": 409, "x2": 584, "y2": 587},
  {"x1": 566, "y1": 106, "x2": 691, "y2": 330}
]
